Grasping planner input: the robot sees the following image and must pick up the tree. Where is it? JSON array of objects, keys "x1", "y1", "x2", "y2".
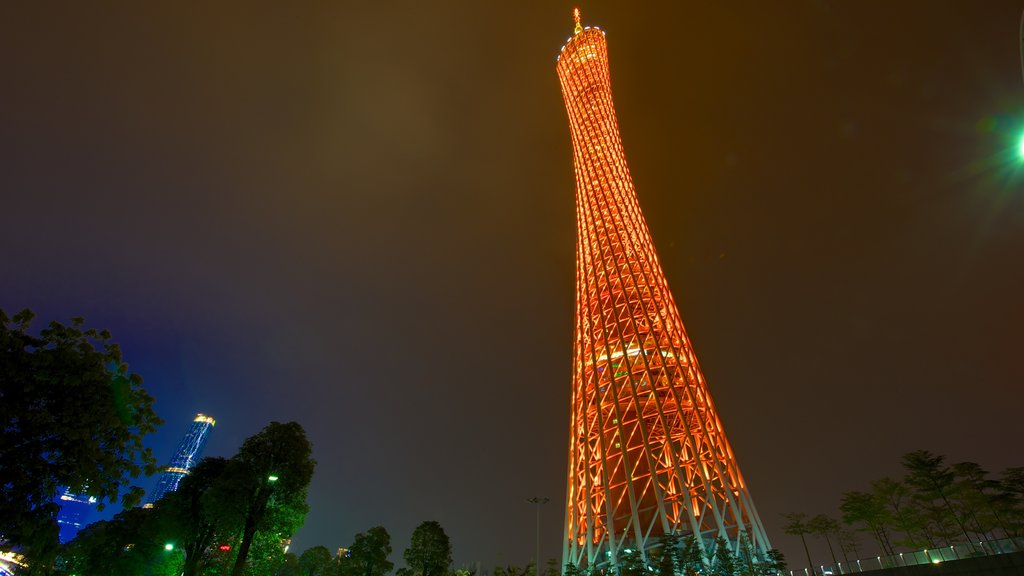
[
  {"x1": 493, "y1": 563, "x2": 532, "y2": 576},
  {"x1": 951, "y1": 462, "x2": 1007, "y2": 543},
  {"x1": 835, "y1": 527, "x2": 860, "y2": 563},
  {"x1": 544, "y1": 558, "x2": 560, "y2": 576},
  {"x1": 870, "y1": 478, "x2": 930, "y2": 549},
  {"x1": 839, "y1": 491, "x2": 894, "y2": 557},
  {"x1": 299, "y1": 546, "x2": 335, "y2": 576},
  {"x1": 674, "y1": 534, "x2": 706, "y2": 576},
  {"x1": 0, "y1": 310, "x2": 162, "y2": 571},
  {"x1": 1000, "y1": 467, "x2": 1024, "y2": 538},
  {"x1": 648, "y1": 533, "x2": 679, "y2": 576},
  {"x1": 781, "y1": 513, "x2": 815, "y2": 574},
  {"x1": 348, "y1": 526, "x2": 394, "y2": 576},
  {"x1": 276, "y1": 553, "x2": 302, "y2": 576},
  {"x1": 404, "y1": 521, "x2": 453, "y2": 576},
  {"x1": 59, "y1": 506, "x2": 181, "y2": 576},
  {"x1": 901, "y1": 451, "x2": 973, "y2": 550},
  {"x1": 807, "y1": 515, "x2": 839, "y2": 568},
  {"x1": 736, "y1": 532, "x2": 758, "y2": 576},
  {"x1": 615, "y1": 548, "x2": 646, "y2": 576},
  {"x1": 709, "y1": 537, "x2": 737, "y2": 576},
  {"x1": 159, "y1": 457, "x2": 238, "y2": 576},
  {"x1": 759, "y1": 550, "x2": 786, "y2": 576},
  {"x1": 563, "y1": 562, "x2": 586, "y2": 576},
  {"x1": 230, "y1": 421, "x2": 316, "y2": 576}
]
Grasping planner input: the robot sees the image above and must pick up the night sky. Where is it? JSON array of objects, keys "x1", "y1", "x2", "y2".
[{"x1": 3, "y1": 1, "x2": 1023, "y2": 570}]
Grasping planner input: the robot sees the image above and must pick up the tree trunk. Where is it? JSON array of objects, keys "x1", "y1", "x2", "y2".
[
  {"x1": 799, "y1": 534, "x2": 814, "y2": 576},
  {"x1": 232, "y1": 515, "x2": 259, "y2": 576},
  {"x1": 184, "y1": 547, "x2": 202, "y2": 576},
  {"x1": 823, "y1": 534, "x2": 838, "y2": 568},
  {"x1": 232, "y1": 485, "x2": 271, "y2": 576}
]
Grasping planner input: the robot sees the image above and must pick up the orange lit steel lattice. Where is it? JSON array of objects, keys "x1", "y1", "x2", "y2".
[{"x1": 556, "y1": 12, "x2": 770, "y2": 568}]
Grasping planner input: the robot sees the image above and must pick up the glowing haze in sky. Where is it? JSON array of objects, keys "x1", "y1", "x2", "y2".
[{"x1": 2, "y1": 1, "x2": 1023, "y2": 569}]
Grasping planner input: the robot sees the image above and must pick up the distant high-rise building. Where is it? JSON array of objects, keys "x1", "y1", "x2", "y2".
[
  {"x1": 54, "y1": 488, "x2": 97, "y2": 543},
  {"x1": 556, "y1": 10, "x2": 770, "y2": 569},
  {"x1": 146, "y1": 413, "x2": 215, "y2": 505}
]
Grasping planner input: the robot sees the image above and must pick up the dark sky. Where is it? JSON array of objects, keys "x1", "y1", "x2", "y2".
[{"x1": 3, "y1": 1, "x2": 1023, "y2": 570}]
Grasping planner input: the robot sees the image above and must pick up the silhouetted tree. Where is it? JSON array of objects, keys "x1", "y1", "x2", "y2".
[
  {"x1": 59, "y1": 506, "x2": 181, "y2": 576},
  {"x1": 563, "y1": 562, "x2": 586, "y2": 576},
  {"x1": 404, "y1": 521, "x2": 453, "y2": 576},
  {"x1": 870, "y1": 478, "x2": 930, "y2": 549},
  {"x1": 159, "y1": 457, "x2": 238, "y2": 576},
  {"x1": 276, "y1": 553, "x2": 301, "y2": 576},
  {"x1": 951, "y1": 462, "x2": 1007, "y2": 543},
  {"x1": 709, "y1": 537, "x2": 738, "y2": 576},
  {"x1": 299, "y1": 546, "x2": 334, "y2": 576},
  {"x1": 615, "y1": 548, "x2": 646, "y2": 576},
  {"x1": 543, "y1": 558, "x2": 560, "y2": 576},
  {"x1": 782, "y1": 513, "x2": 815, "y2": 573},
  {"x1": 648, "y1": 533, "x2": 679, "y2": 576},
  {"x1": 230, "y1": 421, "x2": 316, "y2": 576},
  {"x1": 1001, "y1": 467, "x2": 1024, "y2": 537},
  {"x1": 901, "y1": 450, "x2": 973, "y2": 550},
  {"x1": 348, "y1": 526, "x2": 394, "y2": 576},
  {"x1": 835, "y1": 527, "x2": 860, "y2": 562},
  {"x1": 0, "y1": 310, "x2": 162, "y2": 572},
  {"x1": 839, "y1": 491, "x2": 895, "y2": 557},
  {"x1": 808, "y1": 515, "x2": 839, "y2": 568},
  {"x1": 675, "y1": 534, "x2": 706, "y2": 576},
  {"x1": 760, "y1": 549, "x2": 787, "y2": 576}
]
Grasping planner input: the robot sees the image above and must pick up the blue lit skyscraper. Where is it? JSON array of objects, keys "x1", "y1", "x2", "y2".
[
  {"x1": 146, "y1": 413, "x2": 215, "y2": 505},
  {"x1": 55, "y1": 488, "x2": 97, "y2": 543}
]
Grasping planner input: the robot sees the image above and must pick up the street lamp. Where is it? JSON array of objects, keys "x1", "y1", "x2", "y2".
[
  {"x1": 527, "y1": 497, "x2": 549, "y2": 575},
  {"x1": 164, "y1": 543, "x2": 174, "y2": 551},
  {"x1": 268, "y1": 475, "x2": 279, "y2": 483}
]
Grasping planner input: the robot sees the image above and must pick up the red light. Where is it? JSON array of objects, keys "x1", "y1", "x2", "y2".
[{"x1": 218, "y1": 544, "x2": 231, "y2": 552}]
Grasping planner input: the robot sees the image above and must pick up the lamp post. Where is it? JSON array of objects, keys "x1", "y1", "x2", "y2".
[{"x1": 527, "y1": 497, "x2": 549, "y2": 576}]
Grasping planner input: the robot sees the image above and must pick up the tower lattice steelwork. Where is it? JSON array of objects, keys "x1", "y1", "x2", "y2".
[
  {"x1": 557, "y1": 10, "x2": 769, "y2": 568},
  {"x1": 147, "y1": 413, "x2": 215, "y2": 505}
]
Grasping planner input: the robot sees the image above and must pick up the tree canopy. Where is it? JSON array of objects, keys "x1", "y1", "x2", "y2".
[
  {"x1": 346, "y1": 526, "x2": 394, "y2": 576},
  {"x1": 298, "y1": 546, "x2": 334, "y2": 576},
  {"x1": 0, "y1": 309, "x2": 162, "y2": 571},
  {"x1": 56, "y1": 422, "x2": 315, "y2": 576},
  {"x1": 230, "y1": 421, "x2": 316, "y2": 576},
  {"x1": 403, "y1": 521, "x2": 452, "y2": 576},
  {"x1": 785, "y1": 450, "x2": 1024, "y2": 574}
]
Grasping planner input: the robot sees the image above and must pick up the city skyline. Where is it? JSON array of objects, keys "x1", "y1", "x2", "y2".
[{"x1": 2, "y1": 2, "x2": 1023, "y2": 569}]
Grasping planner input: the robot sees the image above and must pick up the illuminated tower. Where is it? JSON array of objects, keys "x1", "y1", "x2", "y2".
[
  {"x1": 147, "y1": 413, "x2": 215, "y2": 505},
  {"x1": 556, "y1": 10, "x2": 769, "y2": 568}
]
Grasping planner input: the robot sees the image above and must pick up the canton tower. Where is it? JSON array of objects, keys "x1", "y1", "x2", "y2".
[{"x1": 556, "y1": 10, "x2": 769, "y2": 568}]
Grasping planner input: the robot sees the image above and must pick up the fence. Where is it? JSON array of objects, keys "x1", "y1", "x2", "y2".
[{"x1": 787, "y1": 536, "x2": 1024, "y2": 575}]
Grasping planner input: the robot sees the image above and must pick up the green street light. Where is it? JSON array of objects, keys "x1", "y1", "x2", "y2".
[
  {"x1": 268, "y1": 475, "x2": 279, "y2": 482},
  {"x1": 1018, "y1": 133, "x2": 1024, "y2": 160},
  {"x1": 164, "y1": 543, "x2": 174, "y2": 551}
]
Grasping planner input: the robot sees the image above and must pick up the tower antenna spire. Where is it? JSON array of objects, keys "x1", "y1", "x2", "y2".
[{"x1": 573, "y1": 7, "x2": 582, "y2": 35}]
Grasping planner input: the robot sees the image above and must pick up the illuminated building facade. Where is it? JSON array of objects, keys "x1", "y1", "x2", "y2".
[
  {"x1": 55, "y1": 488, "x2": 97, "y2": 543},
  {"x1": 146, "y1": 413, "x2": 215, "y2": 505},
  {"x1": 556, "y1": 10, "x2": 770, "y2": 568}
]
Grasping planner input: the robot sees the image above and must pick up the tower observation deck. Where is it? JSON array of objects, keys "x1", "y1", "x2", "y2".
[{"x1": 556, "y1": 10, "x2": 770, "y2": 569}]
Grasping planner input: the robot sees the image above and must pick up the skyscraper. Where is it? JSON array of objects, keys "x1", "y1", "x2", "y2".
[
  {"x1": 146, "y1": 413, "x2": 215, "y2": 505},
  {"x1": 54, "y1": 488, "x2": 97, "y2": 543},
  {"x1": 556, "y1": 10, "x2": 770, "y2": 568}
]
